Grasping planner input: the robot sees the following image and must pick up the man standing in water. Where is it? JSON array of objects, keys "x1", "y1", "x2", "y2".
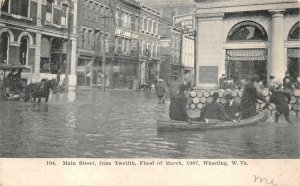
[
  {"x1": 239, "y1": 77, "x2": 264, "y2": 119},
  {"x1": 262, "y1": 86, "x2": 291, "y2": 124},
  {"x1": 169, "y1": 84, "x2": 188, "y2": 121},
  {"x1": 155, "y1": 79, "x2": 166, "y2": 104}
]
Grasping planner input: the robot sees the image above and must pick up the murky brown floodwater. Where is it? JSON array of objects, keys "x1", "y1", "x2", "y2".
[{"x1": 0, "y1": 88, "x2": 299, "y2": 158}]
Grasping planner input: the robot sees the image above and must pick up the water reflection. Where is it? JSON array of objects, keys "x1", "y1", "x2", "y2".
[{"x1": 0, "y1": 89, "x2": 299, "y2": 158}]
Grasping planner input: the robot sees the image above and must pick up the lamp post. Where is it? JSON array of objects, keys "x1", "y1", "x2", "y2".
[{"x1": 62, "y1": 0, "x2": 71, "y2": 90}]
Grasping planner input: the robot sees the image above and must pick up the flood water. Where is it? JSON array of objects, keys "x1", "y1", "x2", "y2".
[{"x1": 0, "y1": 88, "x2": 299, "y2": 158}]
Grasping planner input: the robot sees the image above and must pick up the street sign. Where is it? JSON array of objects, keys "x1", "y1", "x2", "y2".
[{"x1": 174, "y1": 14, "x2": 195, "y2": 30}]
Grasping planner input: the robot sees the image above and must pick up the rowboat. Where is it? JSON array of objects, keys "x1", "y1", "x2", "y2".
[{"x1": 157, "y1": 111, "x2": 269, "y2": 132}]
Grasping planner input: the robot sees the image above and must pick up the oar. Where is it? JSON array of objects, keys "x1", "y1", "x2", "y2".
[{"x1": 257, "y1": 90, "x2": 293, "y2": 125}]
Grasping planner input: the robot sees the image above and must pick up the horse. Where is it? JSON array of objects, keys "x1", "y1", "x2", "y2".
[{"x1": 24, "y1": 79, "x2": 58, "y2": 103}]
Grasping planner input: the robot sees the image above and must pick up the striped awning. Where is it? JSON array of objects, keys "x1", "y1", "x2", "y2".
[
  {"x1": 226, "y1": 49, "x2": 267, "y2": 61},
  {"x1": 288, "y1": 48, "x2": 300, "y2": 58}
]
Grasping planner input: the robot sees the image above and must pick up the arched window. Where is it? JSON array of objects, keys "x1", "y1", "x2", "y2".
[
  {"x1": 19, "y1": 36, "x2": 29, "y2": 65},
  {"x1": 288, "y1": 21, "x2": 299, "y2": 40},
  {"x1": 227, "y1": 21, "x2": 268, "y2": 41},
  {"x1": 0, "y1": 32, "x2": 10, "y2": 64}
]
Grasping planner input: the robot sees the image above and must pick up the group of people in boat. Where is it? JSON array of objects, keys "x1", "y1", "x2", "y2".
[{"x1": 168, "y1": 76, "x2": 292, "y2": 124}]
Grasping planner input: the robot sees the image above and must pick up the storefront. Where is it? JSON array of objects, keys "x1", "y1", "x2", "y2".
[{"x1": 194, "y1": 0, "x2": 299, "y2": 89}]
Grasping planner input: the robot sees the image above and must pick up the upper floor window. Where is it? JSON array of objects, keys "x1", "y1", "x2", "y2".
[
  {"x1": 227, "y1": 21, "x2": 268, "y2": 41},
  {"x1": 143, "y1": 18, "x2": 147, "y2": 31},
  {"x1": 46, "y1": 0, "x2": 54, "y2": 23},
  {"x1": 1, "y1": 0, "x2": 30, "y2": 17},
  {"x1": 148, "y1": 19, "x2": 152, "y2": 33},
  {"x1": 288, "y1": 21, "x2": 299, "y2": 40}
]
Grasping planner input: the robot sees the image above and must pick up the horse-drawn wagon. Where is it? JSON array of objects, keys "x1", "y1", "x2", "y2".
[
  {"x1": 0, "y1": 64, "x2": 58, "y2": 102},
  {"x1": 0, "y1": 64, "x2": 30, "y2": 101}
]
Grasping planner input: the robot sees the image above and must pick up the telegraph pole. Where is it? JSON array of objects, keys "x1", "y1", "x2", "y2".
[
  {"x1": 63, "y1": 0, "x2": 71, "y2": 90},
  {"x1": 102, "y1": 34, "x2": 106, "y2": 92}
]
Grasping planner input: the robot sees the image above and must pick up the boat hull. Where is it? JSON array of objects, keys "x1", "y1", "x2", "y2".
[{"x1": 157, "y1": 111, "x2": 269, "y2": 132}]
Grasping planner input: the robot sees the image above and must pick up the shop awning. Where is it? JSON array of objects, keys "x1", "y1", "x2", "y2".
[
  {"x1": 288, "y1": 48, "x2": 300, "y2": 58},
  {"x1": 226, "y1": 49, "x2": 267, "y2": 61}
]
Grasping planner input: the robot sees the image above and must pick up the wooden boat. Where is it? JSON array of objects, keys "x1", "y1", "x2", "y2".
[{"x1": 157, "y1": 111, "x2": 269, "y2": 132}]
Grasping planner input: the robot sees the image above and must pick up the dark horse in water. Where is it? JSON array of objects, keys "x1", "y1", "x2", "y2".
[{"x1": 24, "y1": 79, "x2": 58, "y2": 103}]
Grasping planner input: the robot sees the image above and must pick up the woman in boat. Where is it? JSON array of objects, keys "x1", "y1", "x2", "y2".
[
  {"x1": 239, "y1": 77, "x2": 264, "y2": 119},
  {"x1": 200, "y1": 92, "x2": 234, "y2": 122},
  {"x1": 169, "y1": 84, "x2": 188, "y2": 121}
]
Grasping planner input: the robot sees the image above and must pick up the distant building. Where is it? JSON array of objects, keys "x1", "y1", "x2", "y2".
[
  {"x1": 140, "y1": 0, "x2": 196, "y2": 19},
  {"x1": 111, "y1": 0, "x2": 140, "y2": 88},
  {"x1": 194, "y1": 0, "x2": 300, "y2": 89},
  {"x1": 159, "y1": 17, "x2": 181, "y2": 79},
  {"x1": 139, "y1": 4, "x2": 161, "y2": 85},
  {"x1": 0, "y1": 0, "x2": 78, "y2": 85},
  {"x1": 76, "y1": 0, "x2": 112, "y2": 86}
]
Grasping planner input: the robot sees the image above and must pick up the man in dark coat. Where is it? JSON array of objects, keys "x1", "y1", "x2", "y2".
[
  {"x1": 219, "y1": 74, "x2": 227, "y2": 89},
  {"x1": 224, "y1": 93, "x2": 239, "y2": 119},
  {"x1": 169, "y1": 84, "x2": 188, "y2": 121},
  {"x1": 200, "y1": 92, "x2": 234, "y2": 122},
  {"x1": 263, "y1": 87, "x2": 291, "y2": 123},
  {"x1": 239, "y1": 77, "x2": 264, "y2": 119},
  {"x1": 155, "y1": 79, "x2": 166, "y2": 104},
  {"x1": 283, "y1": 72, "x2": 293, "y2": 91}
]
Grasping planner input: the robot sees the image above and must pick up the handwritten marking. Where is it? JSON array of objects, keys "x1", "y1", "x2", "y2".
[{"x1": 253, "y1": 175, "x2": 278, "y2": 186}]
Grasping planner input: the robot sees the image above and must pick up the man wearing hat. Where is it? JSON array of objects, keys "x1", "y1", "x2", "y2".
[
  {"x1": 262, "y1": 86, "x2": 291, "y2": 123},
  {"x1": 239, "y1": 77, "x2": 264, "y2": 119},
  {"x1": 199, "y1": 92, "x2": 233, "y2": 122},
  {"x1": 219, "y1": 74, "x2": 227, "y2": 89},
  {"x1": 268, "y1": 76, "x2": 277, "y2": 88},
  {"x1": 224, "y1": 93, "x2": 240, "y2": 119},
  {"x1": 283, "y1": 72, "x2": 293, "y2": 92},
  {"x1": 169, "y1": 84, "x2": 188, "y2": 121}
]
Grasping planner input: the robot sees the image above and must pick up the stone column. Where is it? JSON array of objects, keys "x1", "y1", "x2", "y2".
[
  {"x1": 36, "y1": 0, "x2": 42, "y2": 26},
  {"x1": 269, "y1": 10, "x2": 285, "y2": 83},
  {"x1": 33, "y1": 31, "x2": 41, "y2": 82}
]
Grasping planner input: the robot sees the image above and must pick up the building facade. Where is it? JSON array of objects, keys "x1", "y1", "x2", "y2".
[
  {"x1": 0, "y1": 0, "x2": 78, "y2": 85},
  {"x1": 159, "y1": 19, "x2": 182, "y2": 80},
  {"x1": 139, "y1": 5, "x2": 160, "y2": 85},
  {"x1": 76, "y1": 0, "x2": 112, "y2": 86},
  {"x1": 195, "y1": 0, "x2": 300, "y2": 89},
  {"x1": 140, "y1": 0, "x2": 196, "y2": 20},
  {"x1": 111, "y1": 0, "x2": 140, "y2": 88}
]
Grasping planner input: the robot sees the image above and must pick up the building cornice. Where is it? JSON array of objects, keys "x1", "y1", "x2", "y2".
[{"x1": 195, "y1": 0, "x2": 299, "y2": 15}]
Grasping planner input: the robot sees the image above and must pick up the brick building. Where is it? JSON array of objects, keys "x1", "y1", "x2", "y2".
[
  {"x1": 76, "y1": 0, "x2": 112, "y2": 86},
  {"x1": 0, "y1": 0, "x2": 78, "y2": 85},
  {"x1": 139, "y1": 4, "x2": 161, "y2": 85}
]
